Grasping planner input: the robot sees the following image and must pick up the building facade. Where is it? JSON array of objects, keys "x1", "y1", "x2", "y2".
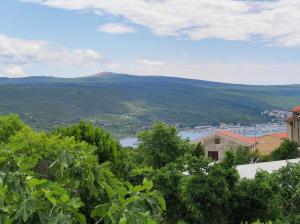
[
  {"x1": 287, "y1": 105, "x2": 300, "y2": 145},
  {"x1": 255, "y1": 132, "x2": 288, "y2": 155},
  {"x1": 193, "y1": 130, "x2": 256, "y2": 161}
]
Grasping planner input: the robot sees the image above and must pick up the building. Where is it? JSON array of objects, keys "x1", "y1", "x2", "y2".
[
  {"x1": 255, "y1": 132, "x2": 288, "y2": 155},
  {"x1": 287, "y1": 105, "x2": 300, "y2": 144},
  {"x1": 237, "y1": 158, "x2": 300, "y2": 179},
  {"x1": 192, "y1": 130, "x2": 256, "y2": 161}
]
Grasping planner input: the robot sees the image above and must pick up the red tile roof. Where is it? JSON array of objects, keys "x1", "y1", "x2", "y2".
[
  {"x1": 217, "y1": 129, "x2": 256, "y2": 145},
  {"x1": 268, "y1": 132, "x2": 288, "y2": 139},
  {"x1": 291, "y1": 105, "x2": 300, "y2": 112}
]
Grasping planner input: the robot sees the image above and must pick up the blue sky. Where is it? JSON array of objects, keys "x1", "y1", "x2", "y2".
[{"x1": 1, "y1": 0, "x2": 300, "y2": 84}]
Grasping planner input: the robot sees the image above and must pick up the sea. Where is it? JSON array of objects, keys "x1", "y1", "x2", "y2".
[{"x1": 119, "y1": 123, "x2": 288, "y2": 148}]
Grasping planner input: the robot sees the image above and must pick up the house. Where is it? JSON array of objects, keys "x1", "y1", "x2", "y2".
[
  {"x1": 192, "y1": 129, "x2": 256, "y2": 161},
  {"x1": 287, "y1": 105, "x2": 300, "y2": 144},
  {"x1": 255, "y1": 132, "x2": 288, "y2": 155}
]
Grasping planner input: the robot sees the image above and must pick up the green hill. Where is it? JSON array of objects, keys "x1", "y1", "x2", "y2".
[{"x1": 0, "y1": 72, "x2": 299, "y2": 138}]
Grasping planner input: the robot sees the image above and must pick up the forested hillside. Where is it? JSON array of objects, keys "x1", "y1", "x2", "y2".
[{"x1": 0, "y1": 72, "x2": 299, "y2": 137}]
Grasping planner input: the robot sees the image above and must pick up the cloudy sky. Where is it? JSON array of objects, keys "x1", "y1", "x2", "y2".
[{"x1": 1, "y1": 0, "x2": 300, "y2": 84}]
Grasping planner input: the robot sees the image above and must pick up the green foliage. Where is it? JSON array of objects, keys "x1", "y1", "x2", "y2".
[
  {"x1": 235, "y1": 146, "x2": 257, "y2": 165},
  {"x1": 273, "y1": 163, "x2": 300, "y2": 223},
  {"x1": 0, "y1": 115, "x2": 165, "y2": 223},
  {"x1": 53, "y1": 121, "x2": 121, "y2": 164},
  {"x1": 2, "y1": 117, "x2": 300, "y2": 224},
  {"x1": 151, "y1": 163, "x2": 188, "y2": 223},
  {"x1": 91, "y1": 179, "x2": 165, "y2": 224},
  {"x1": 191, "y1": 142, "x2": 205, "y2": 158},
  {"x1": 230, "y1": 171, "x2": 283, "y2": 223},
  {"x1": 269, "y1": 140, "x2": 299, "y2": 161},
  {"x1": 0, "y1": 115, "x2": 25, "y2": 143},
  {"x1": 182, "y1": 163, "x2": 234, "y2": 224},
  {"x1": 138, "y1": 122, "x2": 189, "y2": 169}
]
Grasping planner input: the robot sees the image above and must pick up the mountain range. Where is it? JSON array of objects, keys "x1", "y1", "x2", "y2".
[{"x1": 0, "y1": 72, "x2": 299, "y2": 138}]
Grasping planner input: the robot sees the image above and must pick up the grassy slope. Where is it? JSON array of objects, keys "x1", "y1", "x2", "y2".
[{"x1": 0, "y1": 73, "x2": 299, "y2": 138}]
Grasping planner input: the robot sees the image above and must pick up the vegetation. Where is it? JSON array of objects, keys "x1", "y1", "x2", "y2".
[
  {"x1": 1, "y1": 115, "x2": 300, "y2": 223},
  {"x1": 269, "y1": 140, "x2": 300, "y2": 161},
  {"x1": 0, "y1": 73, "x2": 300, "y2": 137}
]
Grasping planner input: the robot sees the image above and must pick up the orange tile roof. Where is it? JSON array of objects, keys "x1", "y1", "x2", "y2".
[
  {"x1": 217, "y1": 129, "x2": 256, "y2": 145},
  {"x1": 291, "y1": 105, "x2": 300, "y2": 112},
  {"x1": 268, "y1": 132, "x2": 288, "y2": 139}
]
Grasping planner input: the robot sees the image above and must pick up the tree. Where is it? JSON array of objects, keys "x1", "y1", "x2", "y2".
[
  {"x1": 0, "y1": 114, "x2": 25, "y2": 143},
  {"x1": 273, "y1": 163, "x2": 300, "y2": 223},
  {"x1": 182, "y1": 163, "x2": 236, "y2": 224},
  {"x1": 151, "y1": 163, "x2": 188, "y2": 223},
  {"x1": 0, "y1": 116, "x2": 165, "y2": 223},
  {"x1": 230, "y1": 171, "x2": 283, "y2": 223},
  {"x1": 53, "y1": 121, "x2": 122, "y2": 164},
  {"x1": 191, "y1": 142, "x2": 205, "y2": 158},
  {"x1": 270, "y1": 140, "x2": 299, "y2": 161},
  {"x1": 137, "y1": 122, "x2": 189, "y2": 169}
]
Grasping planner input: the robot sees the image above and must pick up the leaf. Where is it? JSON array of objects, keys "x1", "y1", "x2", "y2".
[
  {"x1": 16, "y1": 157, "x2": 38, "y2": 171},
  {"x1": 132, "y1": 185, "x2": 145, "y2": 193},
  {"x1": 26, "y1": 177, "x2": 47, "y2": 188},
  {"x1": 143, "y1": 179, "x2": 153, "y2": 191},
  {"x1": 91, "y1": 203, "x2": 110, "y2": 218},
  {"x1": 15, "y1": 197, "x2": 36, "y2": 222},
  {"x1": 68, "y1": 198, "x2": 84, "y2": 209},
  {"x1": 119, "y1": 217, "x2": 128, "y2": 224}
]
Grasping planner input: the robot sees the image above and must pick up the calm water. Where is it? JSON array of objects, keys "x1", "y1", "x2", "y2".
[{"x1": 119, "y1": 123, "x2": 287, "y2": 148}]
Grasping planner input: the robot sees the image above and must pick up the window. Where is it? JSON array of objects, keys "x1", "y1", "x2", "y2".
[{"x1": 215, "y1": 138, "x2": 221, "y2": 144}]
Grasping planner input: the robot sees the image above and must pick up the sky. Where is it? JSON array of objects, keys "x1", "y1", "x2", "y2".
[{"x1": 1, "y1": 0, "x2": 300, "y2": 84}]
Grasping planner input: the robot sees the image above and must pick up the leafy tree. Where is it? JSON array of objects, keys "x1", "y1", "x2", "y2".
[
  {"x1": 191, "y1": 142, "x2": 205, "y2": 158},
  {"x1": 0, "y1": 114, "x2": 25, "y2": 143},
  {"x1": 270, "y1": 140, "x2": 299, "y2": 161},
  {"x1": 230, "y1": 171, "x2": 283, "y2": 223},
  {"x1": 137, "y1": 122, "x2": 189, "y2": 169},
  {"x1": 235, "y1": 146, "x2": 257, "y2": 165},
  {"x1": 151, "y1": 163, "x2": 188, "y2": 223},
  {"x1": 182, "y1": 163, "x2": 234, "y2": 224},
  {"x1": 273, "y1": 163, "x2": 300, "y2": 223},
  {"x1": 53, "y1": 121, "x2": 122, "y2": 165},
  {"x1": 92, "y1": 179, "x2": 165, "y2": 224},
  {"x1": 0, "y1": 116, "x2": 165, "y2": 223}
]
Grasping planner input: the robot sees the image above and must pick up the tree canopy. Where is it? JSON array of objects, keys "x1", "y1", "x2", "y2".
[{"x1": 0, "y1": 115, "x2": 300, "y2": 223}]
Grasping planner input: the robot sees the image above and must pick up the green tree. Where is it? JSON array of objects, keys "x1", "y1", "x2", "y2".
[
  {"x1": 137, "y1": 122, "x2": 189, "y2": 169},
  {"x1": 191, "y1": 142, "x2": 205, "y2": 158},
  {"x1": 54, "y1": 121, "x2": 122, "y2": 164},
  {"x1": 0, "y1": 114, "x2": 25, "y2": 143},
  {"x1": 230, "y1": 171, "x2": 283, "y2": 223},
  {"x1": 151, "y1": 163, "x2": 188, "y2": 223},
  {"x1": 270, "y1": 140, "x2": 299, "y2": 161},
  {"x1": 0, "y1": 116, "x2": 165, "y2": 223},
  {"x1": 273, "y1": 163, "x2": 300, "y2": 223}
]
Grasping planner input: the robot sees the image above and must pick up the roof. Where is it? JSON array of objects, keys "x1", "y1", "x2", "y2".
[
  {"x1": 216, "y1": 129, "x2": 256, "y2": 145},
  {"x1": 268, "y1": 132, "x2": 288, "y2": 139},
  {"x1": 237, "y1": 158, "x2": 300, "y2": 179},
  {"x1": 291, "y1": 105, "x2": 300, "y2": 113},
  {"x1": 287, "y1": 116, "x2": 294, "y2": 122}
]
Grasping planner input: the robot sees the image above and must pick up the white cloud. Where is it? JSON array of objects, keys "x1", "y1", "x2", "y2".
[
  {"x1": 99, "y1": 23, "x2": 136, "y2": 34},
  {"x1": 4, "y1": 66, "x2": 26, "y2": 77},
  {"x1": 137, "y1": 58, "x2": 165, "y2": 67},
  {"x1": 22, "y1": 0, "x2": 300, "y2": 47},
  {"x1": 0, "y1": 34, "x2": 101, "y2": 66}
]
